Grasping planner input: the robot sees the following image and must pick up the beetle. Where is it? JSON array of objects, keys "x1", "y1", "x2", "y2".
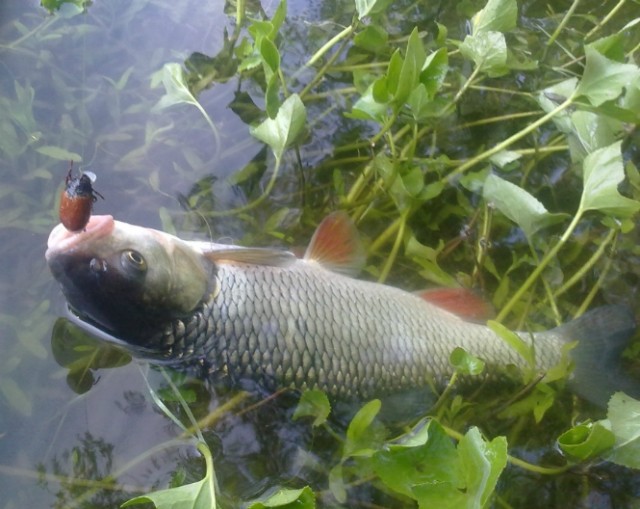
[{"x1": 59, "y1": 161, "x2": 104, "y2": 232}]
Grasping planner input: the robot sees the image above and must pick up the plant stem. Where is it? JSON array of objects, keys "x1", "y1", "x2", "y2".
[
  {"x1": 305, "y1": 22, "x2": 355, "y2": 69},
  {"x1": 446, "y1": 91, "x2": 577, "y2": 182},
  {"x1": 585, "y1": 0, "x2": 627, "y2": 40},
  {"x1": 546, "y1": 0, "x2": 581, "y2": 48},
  {"x1": 553, "y1": 228, "x2": 618, "y2": 299},
  {"x1": 441, "y1": 425, "x2": 571, "y2": 475},
  {"x1": 378, "y1": 209, "x2": 409, "y2": 283},
  {"x1": 206, "y1": 156, "x2": 283, "y2": 217},
  {"x1": 495, "y1": 206, "x2": 584, "y2": 322}
]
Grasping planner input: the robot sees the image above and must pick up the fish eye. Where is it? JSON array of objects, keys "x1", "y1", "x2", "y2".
[{"x1": 121, "y1": 250, "x2": 147, "y2": 273}]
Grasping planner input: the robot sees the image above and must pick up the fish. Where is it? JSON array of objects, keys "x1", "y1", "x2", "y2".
[{"x1": 45, "y1": 212, "x2": 638, "y2": 406}]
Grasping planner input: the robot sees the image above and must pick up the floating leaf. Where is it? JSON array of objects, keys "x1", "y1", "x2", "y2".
[
  {"x1": 293, "y1": 389, "x2": 331, "y2": 427},
  {"x1": 355, "y1": 0, "x2": 390, "y2": 19},
  {"x1": 247, "y1": 487, "x2": 315, "y2": 509},
  {"x1": 459, "y1": 31, "x2": 508, "y2": 76},
  {"x1": 152, "y1": 63, "x2": 196, "y2": 111},
  {"x1": 488, "y1": 320, "x2": 535, "y2": 368},
  {"x1": 471, "y1": 0, "x2": 517, "y2": 34},
  {"x1": 344, "y1": 399, "x2": 384, "y2": 457},
  {"x1": 354, "y1": 25, "x2": 388, "y2": 53},
  {"x1": 483, "y1": 173, "x2": 567, "y2": 239},
  {"x1": 457, "y1": 428, "x2": 508, "y2": 508},
  {"x1": 605, "y1": 392, "x2": 640, "y2": 469},
  {"x1": 123, "y1": 442, "x2": 217, "y2": 508},
  {"x1": 576, "y1": 46, "x2": 640, "y2": 107},
  {"x1": 579, "y1": 141, "x2": 640, "y2": 217},
  {"x1": 250, "y1": 93, "x2": 306, "y2": 160},
  {"x1": 558, "y1": 421, "x2": 615, "y2": 461},
  {"x1": 374, "y1": 420, "x2": 460, "y2": 499},
  {"x1": 450, "y1": 347, "x2": 485, "y2": 376}
]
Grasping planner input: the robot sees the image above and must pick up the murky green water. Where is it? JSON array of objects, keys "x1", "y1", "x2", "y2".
[{"x1": 1, "y1": 0, "x2": 640, "y2": 507}]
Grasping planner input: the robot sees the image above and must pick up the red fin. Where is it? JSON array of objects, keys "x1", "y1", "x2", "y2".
[
  {"x1": 417, "y1": 287, "x2": 494, "y2": 322},
  {"x1": 304, "y1": 212, "x2": 366, "y2": 276}
]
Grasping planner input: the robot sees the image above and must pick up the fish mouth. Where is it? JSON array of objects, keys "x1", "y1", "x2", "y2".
[{"x1": 45, "y1": 215, "x2": 115, "y2": 261}]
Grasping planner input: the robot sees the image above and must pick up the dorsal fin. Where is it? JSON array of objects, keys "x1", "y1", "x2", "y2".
[
  {"x1": 416, "y1": 287, "x2": 494, "y2": 322},
  {"x1": 304, "y1": 212, "x2": 366, "y2": 276},
  {"x1": 201, "y1": 246, "x2": 297, "y2": 267}
]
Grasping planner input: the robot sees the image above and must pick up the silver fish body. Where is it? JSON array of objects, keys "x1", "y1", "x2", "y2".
[{"x1": 45, "y1": 214, "x2": 637, "y2": 403}]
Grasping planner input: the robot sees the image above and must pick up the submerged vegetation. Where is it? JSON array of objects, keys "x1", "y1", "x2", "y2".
[{"x1": 1, "y1": 0, "x2": 640, "y2": 507}]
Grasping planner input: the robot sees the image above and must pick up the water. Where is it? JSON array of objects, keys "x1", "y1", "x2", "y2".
[{"x1": 1, "y1": 0, "x2": 640, "y2": 507}]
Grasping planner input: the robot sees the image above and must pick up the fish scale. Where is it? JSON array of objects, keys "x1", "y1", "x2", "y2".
[{"x1": 174, "y1": 262, "x2": 563, "y2": 399}]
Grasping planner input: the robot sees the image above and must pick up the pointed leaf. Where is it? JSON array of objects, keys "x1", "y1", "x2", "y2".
[
  {"x1": 576, "y1": 46, "x2": 640, "y2": 107},
  {"x1": 122, "y1": 442, "x2": 216, "y2": 508},
  {"x1": 293, "y1": 390, "x2": 331, "y2": 427},
  {"x1": 483, "y1": 173, "x2": 567, "y2": 239},
  {"x1": 457, "y1": 427, "x2": 508, "y2": 507},
  {"x1": 579, "y1": 141, "x2": 640, "y2": 217},
  {"x1": 247, "y1": 487, "x2": 315, "y2": 509},
  {"x1": 460, "y1": 31, "x2": 508, "y2": 76},
  {"x1": 471, "y1": 0, "x2": 518, "y2": 34},
  {"x1": 558, "y1": 421, "x2": 615, "y2": 461},
  {"x1": 250, "y1": 93, "x2": 306, "y2": 160},
  {"x1": 605, "y1": 392, "x2": 640, "y2": 468}
]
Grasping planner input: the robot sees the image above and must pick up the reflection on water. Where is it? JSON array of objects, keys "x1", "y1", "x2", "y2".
[
  {"x1": 0, "y1": 0, "x2": 261, "y2": 506},
  {"x1": 1, "y1": 0, "x2": 640, "y2": 507}
]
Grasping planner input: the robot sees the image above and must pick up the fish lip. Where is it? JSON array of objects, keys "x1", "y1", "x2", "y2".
[{"x1": 45, "y1": 215, "x2": 115, "y2": 261}]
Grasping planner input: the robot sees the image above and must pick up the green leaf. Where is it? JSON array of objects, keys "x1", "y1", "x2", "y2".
[
  {"x1": 488, "y1": 149, "x2": 521, "y2": 169},
  {"x1": 355, "y1": 0, "x2": 390, "y2": 19},
  {"x1": 122, "y1": 442, "x2": 216, "y2": 508},
  {"x1": 450, "y1": 347, "x2": 485, "y2": 376},
  {"x1": 344, "y1": 399, "x2": 383, "y2": 457},
  {"x1": 576, "y1": 46, "x2": 640, "y2": 107},
  {"x1": 36, "y1": 145, "x2": 82, "y2": 162},
  {"x1": 260, "y1": 38, "x2": 280, "y2": 76},
  {"x1": 487, "y1": 320, "x2": 535, "y2": 368},
  {"x1": 457, "y1": 427, "x2": 508, "y2": 508},
  {"x1": 354, "y1": 25, "x2": 388, "y2": 53},
  {"x1": 374, "y1": 420, "x2": 461, "y2": 499},
  {"x1": 579, "y1": 141, "x2": 640, "y2": 217},
  {"x1": 247, "y1": 487, "x2": 315, "y2": 509},
  {"x1": 250, "y1": 93, "x2": 307, "y2": 160},
  {"x1": 420, "y1": 48, "x2": 448, "y2": 99},
  {"x1": 293, "y1": 390, "x2": 331, "y2": 427},
  {"x1": 470, "y1": 0, "x2": 517, "y2": 34},
  {"x1": 392, "y1": 28, "x2": 426, "y2": 106},
  {"x1": 558, "y1": 421, "x2": 615, "y2": 461},
  {"x1": 459, "y1": 31, "x2": 508, "y2": 76},
  {"x1": 498, "y1": 384, "x2": 556, "y2": 423},
  {"x1": 483, "y1": 173, "x2": 567, "y2": 239},
  {"x1": 605, "y1": 392, "x2": 640, "y2": 468},
  {"x1": 152, "y1": 63, "x2": 196, "y2": 111}
]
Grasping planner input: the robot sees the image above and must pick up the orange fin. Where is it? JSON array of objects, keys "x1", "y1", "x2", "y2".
[
  {"x1": 304, "y1": 212, "x2": 366, "y2": 276},
  {"x1": 416, "y1": 287, "x2": 494, "y2": 322}
]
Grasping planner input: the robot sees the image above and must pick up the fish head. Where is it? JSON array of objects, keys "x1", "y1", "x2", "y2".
[{"x1": 45, "y1": 215, "x2": 215, "y2": 344}]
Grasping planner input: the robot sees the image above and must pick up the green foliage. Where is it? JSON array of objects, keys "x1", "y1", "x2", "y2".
[
  {"x1": 292, "y1": 389, "x2": 331, "y2": 427},
  {"x1": 122, "y1": 442, "x2": 217, "y2": 509},
  {"x1": 605, "y1": 393, "x2": 640, "y2": 469},
  {"x1": 5, "y1": 0, "x2": 640, "y2": 507},
  {"x1": 247, "y1": 487, "x2": 315, "y2": 509},
  {"x1": 250, "y1": 93, "x2": 307, "y2": 161}
]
